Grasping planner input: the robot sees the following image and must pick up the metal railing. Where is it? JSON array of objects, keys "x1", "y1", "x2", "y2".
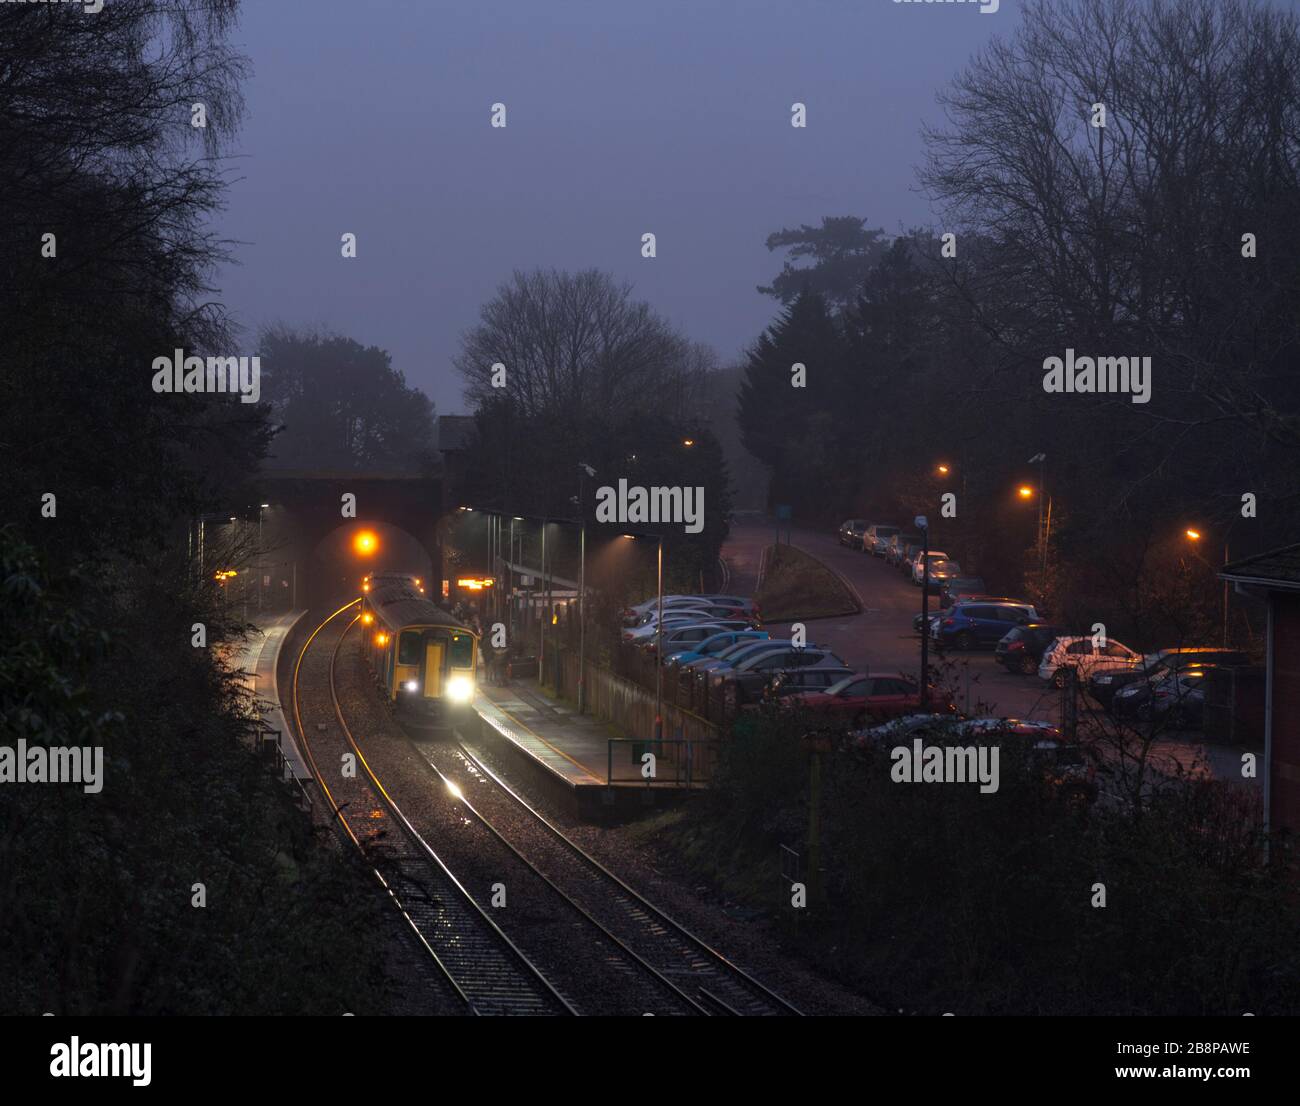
[
  {"x1": 256, "y1": 724, "x2": 313, "y2": 814},
  {"x1": 605, "y1": 737, "x2": 719, "y2": 786}
]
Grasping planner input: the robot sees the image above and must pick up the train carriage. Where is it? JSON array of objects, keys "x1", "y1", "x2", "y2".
[{"x1": 360, "y1": 580, "x2": 477, "y2": 718}]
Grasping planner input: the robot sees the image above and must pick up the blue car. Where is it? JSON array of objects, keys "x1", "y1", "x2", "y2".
[
  {"x1": 931, "y1": 600, "x2": 1040, "y2": 651},
  {"x1": 664, "y1": 629, "x2": 768, "y2": 668}
]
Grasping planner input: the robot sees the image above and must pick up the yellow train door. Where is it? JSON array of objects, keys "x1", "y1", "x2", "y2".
[{"x1": 424, "y1": 641, "x2": 443, "y2": 698}]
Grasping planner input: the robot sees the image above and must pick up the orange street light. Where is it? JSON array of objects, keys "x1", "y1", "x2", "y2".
[
  {"x1": 1185, "y1": 528, "x2": 1202, "y2": 542},
  {"x1": 937, "y1": 464, "x2": 950, "y2": 476},
  {"x1": 353, "y1": 529, "x2": 378, "y2": 556},
  {"x1": 1017, "y1": 486, "x2": 1035, "y2": 499},
  {"x1": 683, "y1": 438, "x2": 695, "y2": 447}
]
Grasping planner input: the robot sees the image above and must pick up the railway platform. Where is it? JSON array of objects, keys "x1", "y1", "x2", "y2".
[
  {"x1": 233, "y1": 610, "x2": 312, "y2": 782},
  {"x1": 471, "y1": 679, "x2": 711, "y2": 821}
]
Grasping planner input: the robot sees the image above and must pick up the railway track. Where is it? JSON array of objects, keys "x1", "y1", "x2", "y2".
[
  {"x1": 423, "y1": 734, "x2": 804, "y2": 1016},
  {"x1": 291, "y1": 603, "x2": 575, "y2": 1016}
]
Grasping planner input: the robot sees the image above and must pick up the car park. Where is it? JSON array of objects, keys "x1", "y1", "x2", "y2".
[
  {"x1": 710, "y1": 646, "x2": 849, "y2": 704},
  {"x1": 621, "y1": 594, "x2": 758, "y2": 625},
  {"x1": 995, "y1": 623, "x2": 1067, "y2": 675},
  {"x1": 759, "y1": 667, "x2": 856, "y2": 701},
  {"x1": 622, "y1": 610, "x2": 717, "y2": 643},
  {"x1": 1089, "y1": 647, "x2": 1249, "y2": 708},
  {"x1": 663, "y1": 629, "x2": 768, "y2": 668},
  {"x1": 932, "y1": 601, "x2": 1041, "y2": 650},
  {"x1": 643, "y1": 622, "x2": 744, "y2": 656},
  {"x1": 1037, "y1": 635, "x2": 1140, "y2": 688},
  {"x1": 863, "y1": 524, "x2": 900, "y2": 556},
  {"x1": 781, "y1": 671, "x2": 951, "y2": 726},
  {"x1": 838, "y1": 519, "x2": 870, "y2": 547},
  {"x1": 686, "y1": 637, "x2": 795, "y2": 678}
]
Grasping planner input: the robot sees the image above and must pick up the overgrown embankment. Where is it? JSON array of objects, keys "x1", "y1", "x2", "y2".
[
  {"x1": 756, "y1": 544, "x2": 860, "y2": 621},
  {"x1": 649, "y1": 707, "x2": 1300, "y2": 1015}
]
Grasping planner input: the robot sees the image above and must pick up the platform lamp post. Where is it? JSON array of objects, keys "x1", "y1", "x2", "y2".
[
  {"x1": 576, "y1": 463, "x2": 596, "y2": 714},
  {"x1": 1185, "y1": 528, "x2": 1231, "y2": 646},
  {"x1": 257, "y1": 503, "x2": 268, "y2": 611},
  {"x1": 623, "y1": 530, "x2": 665, "y2": 742},
  {"x1": 1028, "y1": 452, "x2": 1048, "y2": 582},
  {"x1": 916, "y1": 514, "x2": 930, "y2": 709}
]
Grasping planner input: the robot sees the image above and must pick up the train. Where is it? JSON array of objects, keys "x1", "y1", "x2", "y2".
[{"x1": 359, "y1": 574, "x2": 479, "y2": 718}]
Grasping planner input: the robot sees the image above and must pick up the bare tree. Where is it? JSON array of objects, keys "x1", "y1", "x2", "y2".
[{"x1": 455, "y1": 268, "x2": 711, "y2": 424}]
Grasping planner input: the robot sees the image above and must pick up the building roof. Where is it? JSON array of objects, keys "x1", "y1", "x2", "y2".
[{"x1": 1220, "y1": 542, "x2": 1300, "y2": 592}]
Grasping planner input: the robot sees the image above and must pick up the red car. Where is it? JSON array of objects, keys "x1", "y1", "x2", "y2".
[{"x1": 784, "y1": 672, "x2": 953, "y2": 727}]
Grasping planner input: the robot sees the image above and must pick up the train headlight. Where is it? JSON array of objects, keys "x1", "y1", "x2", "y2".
[
  {"x1": 446, "y1": 675, "x2": 474, "y2": 703},
  {"x1": 404, "y1": 680, "x2": 419, "y2": 692}
]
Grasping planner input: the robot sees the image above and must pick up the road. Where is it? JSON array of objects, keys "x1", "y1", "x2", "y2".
[{"x1": 721, "y1": 515, "x2": 1258, "y2": 782}]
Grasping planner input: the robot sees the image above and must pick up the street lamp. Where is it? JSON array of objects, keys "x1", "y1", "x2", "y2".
[
  {"x1": 577, "y1": 464, "x2": 596, "y2": 714},
  {"x1": 1184, "y1": 527, "x2": 1230, "y2": 646},
  {"x1": 916, "y1": 514, "x2": 930, "y2": 708},
  {"x1": 624, "y1": 531, "x2": 665, "y2": 740}
]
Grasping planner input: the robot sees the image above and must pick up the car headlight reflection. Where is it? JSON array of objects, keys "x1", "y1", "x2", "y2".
[{"x1": 446, "y1": 675, "x2": 474, "y2": 703}]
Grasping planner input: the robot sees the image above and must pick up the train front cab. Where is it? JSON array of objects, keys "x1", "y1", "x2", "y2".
[{"x1": 388, "y1": 624, "x2": 478, "y2": 718}]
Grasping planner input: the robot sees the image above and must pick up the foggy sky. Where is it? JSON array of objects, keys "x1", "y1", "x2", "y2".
[{"x1": 215, "y1": 0, "x2": 1007, "y2": 416}]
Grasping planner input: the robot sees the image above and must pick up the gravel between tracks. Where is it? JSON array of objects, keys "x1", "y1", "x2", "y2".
[{"x1": 331, "y1": 623, "x2": 702, "y2": 1015}]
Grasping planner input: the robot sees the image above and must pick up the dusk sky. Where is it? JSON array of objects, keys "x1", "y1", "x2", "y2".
[{"x1": 215, "y1": 0, "x2": 1008, "y2": 415}]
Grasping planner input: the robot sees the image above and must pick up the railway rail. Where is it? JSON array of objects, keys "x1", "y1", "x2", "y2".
[
  {"x1": 426, "y1": 735, "x2": 804, "y2": 1016},
  {"x1": 291, "y1": 602, "x2": 575, "y2": 1016}
]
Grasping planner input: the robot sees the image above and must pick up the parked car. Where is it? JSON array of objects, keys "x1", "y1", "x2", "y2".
[
  {"x1": 759, "y1": 667, "x2": 856, "y2": 701},
  {"x1": 939, "y1": 577, "x2": 988, "y2": 608},
  {"x1": 908, "y1": 550, "x2": 951, "y2": 584},
  {"x1": 912, "y1": 555, "x2": 960, "y2": 587},
  {"x1": 863, "y1": 524, "x2": 901, "y2": 556},
  {"x1": 622, "y1": 594, "x2": 757, "y2": 624},
  {"x1": 644, "y1": 622, "x2": 740, "y2": 657},
  {"x1": 838, "y1": 519, "x2": 870, "y2": 547},
  {"x1": 622, "y1": 610, "x2": 717, "y2": 643},
  {"x1": 1089, "y1": 647, "x2": 1250, "y2": 708},
  {"x1": 710, "y1": 646, "x2": 849, "y2": 704},
  {"x1": 898, "y1": 540, "x2": 926, "y2": 573},
  {"x1": 663, "y1": 629, "x2": 768, "y2": 668},
  {"x1": 1037, "y1": 635, "x2": 1140, "y2": 688},
  {"x1": 885, "y1": 533, "x2": 922, "y2": 568},
  {"x1": 1112, "y1": 665, "x2": 1214, "y2": 724},
  {"x1": 913, "y1": 608, "x2": 943, "y2": 634},
  {"x1": 686, "y1": 637, "x2": 795, "y2": 679},
  {"x1": 995, "y1": 623, "x2": 1067, "y2": 675},
  {"x1": 782, "y1": 672, "x2": 952, "y2": 726},
  {"x1": 932, "y1": 601, "x2": 1041, "y2": 650}
]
